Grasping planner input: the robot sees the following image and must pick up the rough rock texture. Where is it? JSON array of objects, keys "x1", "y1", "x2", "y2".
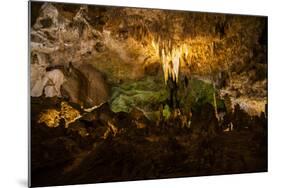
[
  {"x1": 31, "y1": 2, "x2": 267, "y2": 115},
  {"x1": 61, "y1": 63, "x2": 109, "y2": 108},
  {"x1": 31, "y1": 98, "x2": 267, "y2": 187},
  {"x1": 30, "y1": 2, "x2": 267, "y2": 187},
  {"x1": 31, "y1": 3, "x2": 109, "y2": 107}
]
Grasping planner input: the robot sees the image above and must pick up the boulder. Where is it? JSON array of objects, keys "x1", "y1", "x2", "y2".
[
  {"x1": 62, "y1": 63, "x2": 109, "y2": 108},
  {"x1": 31, "y1": 69, "x2": 65, "y2": 97}
]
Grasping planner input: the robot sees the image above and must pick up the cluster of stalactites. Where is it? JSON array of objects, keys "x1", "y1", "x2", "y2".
[{"x1": 152, "y1": 39, "x2": 188, "y2": 84}]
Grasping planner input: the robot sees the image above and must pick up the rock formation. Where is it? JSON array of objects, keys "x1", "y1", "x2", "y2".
[{"x1": 30, "y1": 2, "x2": 268, "y2": 187}]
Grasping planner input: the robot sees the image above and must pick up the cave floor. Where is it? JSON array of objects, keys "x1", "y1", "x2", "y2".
[{"x1": 30, "y1": 98, "x2": 267, "y2": 187}]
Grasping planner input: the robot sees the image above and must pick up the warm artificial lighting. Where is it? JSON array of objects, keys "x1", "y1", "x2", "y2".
[
  {"x1": 151, "y1": 39, "x2": 189, "y2": 84},
  {"x1": 37, "y1": 101, "x2": 81, "y2": 128}
]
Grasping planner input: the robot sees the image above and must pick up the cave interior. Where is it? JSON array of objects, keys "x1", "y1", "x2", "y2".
[{"x1": 30, "y1": 2, "x2": 268, "y2": 187}]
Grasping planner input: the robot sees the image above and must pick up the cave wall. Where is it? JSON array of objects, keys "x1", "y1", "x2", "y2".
[{"x1": 30, "y1": 2, "x2": 267, "y2": 114}]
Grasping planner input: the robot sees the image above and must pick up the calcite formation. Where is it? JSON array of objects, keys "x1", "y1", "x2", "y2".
[
  {"x1": 31, "y1": 2, "x2": 267, "y2": 116},
  {"x1": 37, "y1": 101, "x2": 81, "y2": 128},
  {"x1": 30, "y1": 3, "x2": 268, "y2": 187}
]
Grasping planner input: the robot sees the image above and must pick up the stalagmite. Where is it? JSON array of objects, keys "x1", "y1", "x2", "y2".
[{"x1": 213, "y1": 83, "x2": 219, "y2": 120}]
